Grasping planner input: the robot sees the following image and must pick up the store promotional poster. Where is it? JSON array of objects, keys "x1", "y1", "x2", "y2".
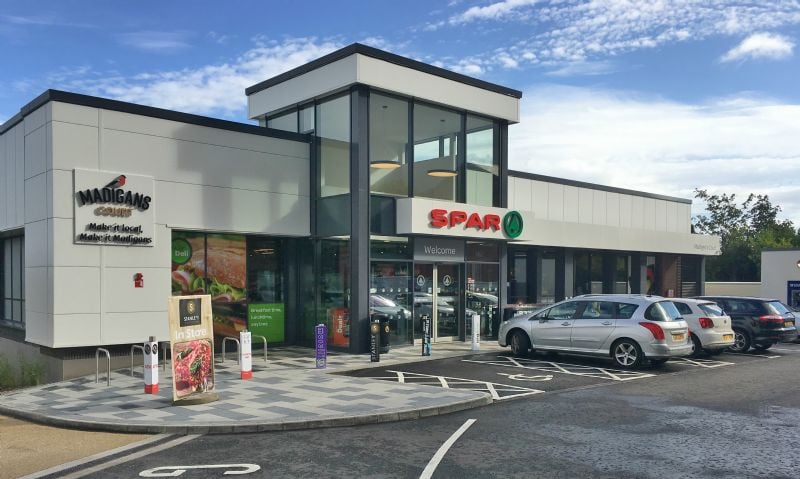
[{"x1": 167, "y1": 295, "x2": 216, "y2": 403}]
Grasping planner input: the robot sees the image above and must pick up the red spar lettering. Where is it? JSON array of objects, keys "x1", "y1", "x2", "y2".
[
  {"x1": 449, "y1": 211, "x2": 467, "y2": 227},
  {"x1": 430, "y1": 209, "x2": 448, "y2": 228}
]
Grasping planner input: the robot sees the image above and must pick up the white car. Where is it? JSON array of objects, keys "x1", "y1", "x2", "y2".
[
  {"x1": 498, "y1": 294, "x2": 692, "y2": 369},
  {"x1": 670, "y1": 298, "x2": 734, "y2": 355}
]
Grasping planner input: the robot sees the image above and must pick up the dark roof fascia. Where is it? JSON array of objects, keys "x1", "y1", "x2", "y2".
[
  {"x1": 762, "y1": 248, "x2": 800, "y2": 252},
  {"x1": 509, "y1": 170, "x2": 692, "y2": 205},
  {"x1": 0, "y1": 90, "x2": 313, "y2": 143},
  {"x1": 245, "y1": 43, "x2": 523, "y2": 99}
]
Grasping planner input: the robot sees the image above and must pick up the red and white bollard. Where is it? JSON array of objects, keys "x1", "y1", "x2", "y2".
[
  {"x1": 144, "y1": 336, "x2": 159, "y2": 394},
  {"x1": 240, "y1": 330, "x2": 252, "y2": 380}
]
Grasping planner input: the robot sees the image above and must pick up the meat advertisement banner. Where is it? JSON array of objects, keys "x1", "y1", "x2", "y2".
[{"x1": 167, "y1": 295, "x2": 217, "y2": 404}]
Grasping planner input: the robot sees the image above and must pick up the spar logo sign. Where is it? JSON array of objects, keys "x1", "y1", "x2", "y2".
[
  {"x1": 429, "y1": 208, "x2": 524, "y2": 238},
  {"x1": 503, "y1": 211, "x2": 524, "y2": 239}
]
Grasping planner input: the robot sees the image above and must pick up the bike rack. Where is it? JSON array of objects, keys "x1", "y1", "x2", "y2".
[
  {"x1": 160, "y1": 342, "x2": 171, "y2": 371},
  {"x1": 221, "y1": 337, "x2": 240, "y2": 364},
  {"x1": 95, "y1": 348, "x2": 111, "y2": 386},
  {"x1": 130, "y1": 344, "x2": 145, "y2": 377},
  {"x1": 253, "y1": 334, "x2": 268, "y2": 362}
]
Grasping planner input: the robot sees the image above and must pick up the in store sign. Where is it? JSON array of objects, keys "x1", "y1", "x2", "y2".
[{"x1": 73, "y1": 169, "x2": 155, "y2": 247}]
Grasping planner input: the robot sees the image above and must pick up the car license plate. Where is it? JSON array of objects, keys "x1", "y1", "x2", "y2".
[
  {"x1": 723, "y1": 334, "x2": 733, "y2": 341},
  {"x1": 785, "y1": 322, "x2": 793, "y2": 328},
  {"x1": 672, "y1": 333, "x2": 685, "y2": 341}
]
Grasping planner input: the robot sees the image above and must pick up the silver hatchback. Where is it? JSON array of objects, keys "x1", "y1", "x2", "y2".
[{"x1": 498, "y1": 295, "x2": 692, "y2": 369}]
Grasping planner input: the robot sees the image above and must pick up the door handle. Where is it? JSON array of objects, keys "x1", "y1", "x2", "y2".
[
  {"x1": 561, "y1": 322, "x2": 571, "y2": 326},
  {"x1": 602, "y1": 321, "x2": 612, "y2": 326}
]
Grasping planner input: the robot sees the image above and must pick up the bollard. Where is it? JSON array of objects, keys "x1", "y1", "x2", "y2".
[
  {"x1": 471, "y1": 314, "x2": 481, "y2": 352},
  {"x1": 144, "y1": 336, "x2": 159, "y2": 394},
  {"x1": 315, "y1": 324, "x2": 327, "y2": 369},
  {"x1": 421, "y1": 315, "x2": 432, "y2": 356},
  {"x1": 240, "y1": 330, "x2": 252, "y2": 380},
  {"x1": 369, "y1": 318, "x2": 380, "y2": 363}
]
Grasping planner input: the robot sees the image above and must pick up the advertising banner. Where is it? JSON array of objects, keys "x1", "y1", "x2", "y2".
[
  {"x1": 329, "y1": 308, "x2": 349, "y2": 346},
  {"x1": 247, "y1": 303, "x2": 285, "y2": 342},
  {"x1": 168, "y1": 295, "x2": 217, "y2": 403}
]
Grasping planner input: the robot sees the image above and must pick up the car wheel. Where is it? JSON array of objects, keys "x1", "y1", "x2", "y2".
[
  {"x1": 729, "y1": 329, "x2": 751, "y2": 353},
  {"x1": 753, "y1": 343, "x2": 773, "y2": 351},
  {"x1": 690, "y1": 334, "x2": 703, "y2": 357},
  {"x1": 611, "y1": 339, "x2": 643, "y2": 369},
  {"x1": 509, "y1": 330, "x2": 530, "y2": 357}
]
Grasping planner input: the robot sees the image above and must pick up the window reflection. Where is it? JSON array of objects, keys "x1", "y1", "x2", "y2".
[
  {"x1": 370, "y1": 93, "x2": 409, "y2": 196},
  {"x1": 413, "y1": 103, "x2": 461, "y2": 201},
  {"x1": 466, "y1": 115, "x2": 498, "y2": 206}
]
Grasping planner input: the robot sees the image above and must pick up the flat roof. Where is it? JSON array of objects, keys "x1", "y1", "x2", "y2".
[
  {"x1": 509, "y1": 170, "x2": 692, "y2": 205},
  {"x1": 0, "y1": 89, "x2": 312, "y2": 143},
  {"x1": 245, "y1": 43, "x2": 523, "y2": 99}
]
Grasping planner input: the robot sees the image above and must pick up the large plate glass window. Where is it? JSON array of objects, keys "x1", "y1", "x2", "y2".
[
  {"x1": 267, "y1": 110, "x2": 298, "y2": 133},
  {"x1": 370, "y1": 93, "x2": 409, "y2": 196},
  {"x1": 317, "y1": 94, "x2": 351, "y2": 198},
  {"x1": 1, "y1": 235, "x2": 24, "y2": 329},
  {"x1": 466, "y1": 115, "x2": 498, "y2": 206},
  {"x1": 413, "y1": 102, "x2": 462, "y2": 201}
]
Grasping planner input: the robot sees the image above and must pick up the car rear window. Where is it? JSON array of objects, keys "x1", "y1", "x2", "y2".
[
  {"x1": 672, "y1": 302, "x2": 693, "y2": 316},
  {"x1": 698, "y1": 303, "x2": 724, "y2": 317},
  {"x1": 645, "y1": 301, "x2": 682, "y2": 322},
  {"x1": 765, "y1": 301, "x2": 793, "y2": 316},
  {"x1": 616, "y1": 303, "x2": 638, "y2": 319}
]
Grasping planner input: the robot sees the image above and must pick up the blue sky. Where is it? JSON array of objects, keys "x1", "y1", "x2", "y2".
[{"x1": 2, "y1": 1, "x2": 800, "y2": 223}]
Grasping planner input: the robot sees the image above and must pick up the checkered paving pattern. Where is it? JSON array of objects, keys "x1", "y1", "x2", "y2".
[{"x1": 0, "y1": 344, "x2": 496, "y2": 433}]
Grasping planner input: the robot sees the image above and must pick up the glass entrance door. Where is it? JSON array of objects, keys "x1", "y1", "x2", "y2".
[{"x1": 413, "y1": 263, "x2": 463, "y2": 341}]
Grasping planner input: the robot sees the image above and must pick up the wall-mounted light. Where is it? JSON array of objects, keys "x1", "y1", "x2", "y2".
[
  {"x1": 370, "y1": 160, "x2": 402, "y2": 169},
  {"x1": 427, "y1": 168, "x2": 458, "y2": 177}
]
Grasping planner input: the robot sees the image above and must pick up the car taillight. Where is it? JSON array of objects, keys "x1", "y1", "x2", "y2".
[
  {"x1": 759, "y1": 315, "x2": 784, "y2": 324},
  {"x1": 639, "y1": 322, "x2": 665, "y2": 341},
  {"x1": 699, "y1": 317, "x2": 714, "y2": 329}
]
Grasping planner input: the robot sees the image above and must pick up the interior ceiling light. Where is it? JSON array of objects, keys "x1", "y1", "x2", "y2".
[
  {"x1": 370, "y1": 160, "x2": 402, "y2": 169},
  {"x1": 427, "y1": 168, "x2": 458, "y2": 177}
]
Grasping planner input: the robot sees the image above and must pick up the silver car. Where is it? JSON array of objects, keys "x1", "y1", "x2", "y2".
[
  {"x1": 498, "y1": 294, "x2": 692, "y2": 369},
  {"x1": 670, "y1": 298, "x2": 734, "y2": 355}
]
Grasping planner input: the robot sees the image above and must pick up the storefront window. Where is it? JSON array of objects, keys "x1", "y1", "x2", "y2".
[
  {"x1": 413, "y1": 102, "x2": 462, "y2": 201},
  {"x1": 267, "y1": 110, "x2": 298, "y2": 133},
  {"x1": 508, "y1": 247, "x2": 534, "y2": 305},
  {"x1": 466, "y1": 263, "x2": 500, "y2": 339},
  {"x1": 370, "y1": 261, "x2": 412, "y2": 345},
  {"x1": 615, "y1": 255, "x2": 629, "y2": 294},
  {"x1": 299, "y1": 105, "x2": 314, "y2": 134},
  {"x1": 370, "y1": 93, "x2": 409, "y2": 196},
  {"x1": 1, "y1": 235, "x2": 24, "y2": 329},
  {"x1": 247, "y1": 238, "x2": 285, "y2": 342},
  {"x1": 317, "y1": 94, "x2": 351, "y2": 197},
  {"x1": 541, "y1": 255, "x2": 557, "y2": 304},
  {"x1": 320, "y1": 239, "x2": 350, "y2": 348},
  {"x1": 466, "y1": 115, "x2": 498, "y2": 207}
]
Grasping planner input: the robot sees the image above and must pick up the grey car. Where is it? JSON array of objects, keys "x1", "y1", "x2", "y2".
[{"x1": 498, "y1": 294, "x2": 692, "y2": 369}]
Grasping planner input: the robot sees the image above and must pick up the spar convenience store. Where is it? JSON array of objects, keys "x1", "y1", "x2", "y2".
[{"x1": 0, "y1": 44, "x2": 719, "y2": 379}]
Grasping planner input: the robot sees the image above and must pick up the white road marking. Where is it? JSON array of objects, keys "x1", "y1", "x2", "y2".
[
  {"x1": 670, "y1": 357, "x2": 734, "y2": 368},
  {"x1": 725, "y1": 352, "x2": 780, "y2": 359},
  {"x1": 367, "y1": 371, "x2": 544, "y2": 400},
  {"x1": 497, "y1": 372, "x2": 554, "y2": 382},
  {"x1": 19, "y1": 434, "x2": 173, "y2": 479},
  {"x1": 39, "y1": 434, "x2": 200, "y2": 479},
  {"x1": 140, "y1": 464, "x2": 260, "y2": 477},
  {"x1": 463, "y1": 356, "x2": 655, "y2": 381},
  {"x1": 769, "y1": 347, "x2": 800, "y2": 352},
  {"x1": 419, "y1": 419, "x2": 477, "y2": 479}
]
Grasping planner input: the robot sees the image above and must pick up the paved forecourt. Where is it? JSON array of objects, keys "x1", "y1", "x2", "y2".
[{"x1": 0, "y1": 344, "x2": 499, "y2": 435}]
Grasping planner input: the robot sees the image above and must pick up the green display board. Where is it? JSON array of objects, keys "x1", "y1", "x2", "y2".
[{"x1": 248, "y1": 303, "x2": 285, "y2": 342}]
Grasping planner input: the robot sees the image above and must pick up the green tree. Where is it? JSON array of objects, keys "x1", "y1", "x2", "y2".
[{"x1": 693, "y1": 189, "x2": 800, "y2": 281}]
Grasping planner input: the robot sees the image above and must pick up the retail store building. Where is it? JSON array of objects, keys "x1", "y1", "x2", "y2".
[{"x1": 0, "y1": 44, "x2": 720, "y2": 379}]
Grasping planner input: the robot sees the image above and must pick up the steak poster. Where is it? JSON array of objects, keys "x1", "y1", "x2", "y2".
[{"x1": 167, "y1": 295, "x2": 216, "y2": 402}]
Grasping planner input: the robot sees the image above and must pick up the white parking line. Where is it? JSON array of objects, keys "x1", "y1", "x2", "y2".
[
  {"x1": 669, "y1": 357, "x2": 734, "y2": 368},
  {"x1": 770, "y1": 347, "x2": 800, "y2": 352},
  {"x1": 724, "y1": 352, "x2": 780, "y2": 359},
  {"x1": 367, "y1": 370, "x2": 544, "y2": 400},
  {"x1": 463, "y1": 356, "x2": 655, "y2": 381},
  {"x1": 420, "y1": 419, "x2": 476, "y2": 479}
]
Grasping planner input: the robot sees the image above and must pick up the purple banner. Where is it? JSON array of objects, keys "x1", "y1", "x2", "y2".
[{"x1": 315, "y1": 324, "x2": 327, "y2": 368}]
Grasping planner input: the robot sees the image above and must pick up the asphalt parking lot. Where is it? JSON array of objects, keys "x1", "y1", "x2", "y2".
[{"x1": 343, "y1": 341, "x2": 800, "y2": 401}]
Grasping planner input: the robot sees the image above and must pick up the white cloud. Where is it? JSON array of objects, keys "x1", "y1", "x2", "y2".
[
  {"x1": 720, "y1": 32, "x2": 795, "y2": 62},
  {"x1": 433, "y1": 1, "x2": 800, "y2": 73},
  {"x1": 449, "y1": 0, "x2": 538, "y2": 25},
  {"x1": 61, "y1": 37, "x2": 341, "y2": 118},
  {"x1": 545, "y1": 60, "x2": 618, "y2": 77},
  {"x1": 509, "y1": 85, "x2": 800, "y2": 223},
  {"x1": 117, "y1": 31, "x2": 193, "y2": 53}
]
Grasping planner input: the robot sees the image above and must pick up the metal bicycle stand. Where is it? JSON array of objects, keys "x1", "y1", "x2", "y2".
[
  {"x1": 130, "y1": 344, "x2": 145, "y2": 377},
  {"x1": 95, "y1": 348, "x2": 111, "y2": 386},
  {"x1": 221, "y1": 337, "x2": 241, "y2": 364}
]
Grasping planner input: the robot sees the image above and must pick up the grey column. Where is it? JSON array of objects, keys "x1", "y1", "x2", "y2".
[
  {"x1": 699, "y1": 256, "x2": 706, "y2": 295},
  {"x1": 563, "y1": 250, "x2": 574, "y2": 298},
  {"x1": 349, "y1": 86, "x2": 371, "y2": 354}
]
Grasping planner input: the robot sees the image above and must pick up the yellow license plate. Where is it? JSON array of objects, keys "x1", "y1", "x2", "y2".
[
  {"x1": 785, "y1": 322, "x2": 794, "y2": 328},
  {"x1": 672, "y1": 333, "x2": 685, "y2": 341},
  {"x1": 723, "y1": 334, "x2": 733, "y2": 341}
]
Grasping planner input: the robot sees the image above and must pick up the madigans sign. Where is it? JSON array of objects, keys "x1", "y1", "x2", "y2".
[{"x1": 73, "y1": 169, "x2": 155, "y2": 246}]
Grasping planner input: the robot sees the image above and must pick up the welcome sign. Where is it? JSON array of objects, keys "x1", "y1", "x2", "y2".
[{"x1": 167, "y1": 295, "x2": 217, "y2": 404}]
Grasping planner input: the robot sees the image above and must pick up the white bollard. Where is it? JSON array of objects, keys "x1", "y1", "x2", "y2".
[
  {"x1": 144, "y1": 336, "x2": 159, "y2": 394},
  {"x1": 471, "y1": 314, "x2": 480, "y2": 352},
  {"x1": 240, "y1": 330, "x2": 252, "y2": 380}
]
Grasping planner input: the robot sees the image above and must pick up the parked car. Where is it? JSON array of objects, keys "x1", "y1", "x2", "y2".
[
  {"x1": 670, "y1": 298, "x2": 734, "y2": 355},
  {"x1": 498, "y1": 294, "x2": 692, "y2": 369},
  {"x1": 694, "y1": 296, "x2": 798, "y2": 352}
]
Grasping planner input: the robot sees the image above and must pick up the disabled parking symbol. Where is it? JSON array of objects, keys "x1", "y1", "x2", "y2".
[{"x1": 498, "y1": 372, "x2": 553, "y2": 382}]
